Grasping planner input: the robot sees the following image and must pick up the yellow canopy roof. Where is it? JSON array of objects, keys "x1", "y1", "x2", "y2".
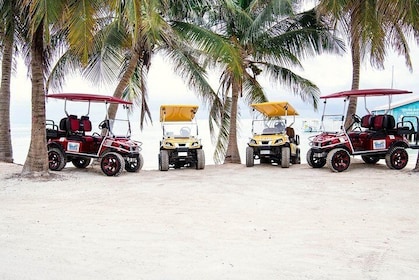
[
  {"x1": 251, "y1": 101, "x2": 299, "y2": 117},
  {"x1": 160, "y1": 104, "x2": 199, "y2": 122}
]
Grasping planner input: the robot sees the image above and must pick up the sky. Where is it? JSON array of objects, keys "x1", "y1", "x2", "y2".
[{"x1": 10, "y1": 43, "x2": 419, "y2": 127}]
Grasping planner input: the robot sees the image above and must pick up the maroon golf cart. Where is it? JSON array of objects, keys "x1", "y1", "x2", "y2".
[
  {"x1": 306, "y1": 88, "x2": 419, "y2": 172},
  {"x1": 46, "y1": 93, "x2": 144, "y2": 176}
]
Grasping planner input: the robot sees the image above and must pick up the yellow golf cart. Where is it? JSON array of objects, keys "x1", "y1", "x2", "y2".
[
  {"x1": 246, "y1": 101, "x2": 301, "y2": 168},
  {"x1": 158, "y1": 104, "x2": 205, "y2": 171}
]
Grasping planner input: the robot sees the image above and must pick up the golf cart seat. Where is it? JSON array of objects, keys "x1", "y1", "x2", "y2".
[
  {"x1": 80, "y1": 116, "x2": 92, "y2": 133},
  {"x1": 79, "y1": 116, "x2": 97, "y2": 143},
  {"x1": 361, "y1": 114, "x2": 373, "y2": 129},
  {"x1": 59, "y1": 115, "x2": 80, "y2": 136},
  {"x1": 372, "y1": 114, "x2": 395, "y2": 130},
  {"x1": 286, "y1": 126, "x2": 295, "y2": 138}
]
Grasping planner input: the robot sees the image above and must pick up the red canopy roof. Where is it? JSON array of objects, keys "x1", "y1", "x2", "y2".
[
  {"x1": 46, "y1": 93, "x2": 132, "y2": 105},
  {"x1": 320, "y1": 88, "x2": 412, "y2": 99}
]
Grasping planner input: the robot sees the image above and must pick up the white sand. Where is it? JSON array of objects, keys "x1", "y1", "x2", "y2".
[{"x1": 0, "y1": 160, "x2": 418, "y2": 280}]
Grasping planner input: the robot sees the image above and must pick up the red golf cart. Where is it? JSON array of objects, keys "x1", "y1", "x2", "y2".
[
  {"x1": 306, "y1": 88, "x2": 419, "y2": 172},
  {"x1": 46, "y1": 93, "x2": 144, "y2": 176}
]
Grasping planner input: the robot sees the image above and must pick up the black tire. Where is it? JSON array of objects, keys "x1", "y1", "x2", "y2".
[
  {"x1": 326, "y1": 148, "x2": 351, "y2": 172},
  {"x1": 159, "y1": 150, "x2": 169, "y2": 171},
  {"x1": 246, "y1": 146, "x2": 254, "y2": 167},
  {"x1": 306, "y1": 148, "x2": 326, "y2": 168},
  {"x1": 281, "y1": 147, "x2": 290, "y2": 168},
  {"x1": 385, "y1": 146, "x2": 408, "y2": 170},
  {"x1": 48, "y1": 147, "x2": 66, "y2": 171},
  {"x1": 125, "y1": 154, "x2": 143, "y2": 172},
  {"x1": 100, "y1": 152, "x2": 125, "y2": 176},
  {"x1": 196, "y1": 149, "x2": 205, "y2": 170},
  {"x1": 72, "y1": 157, "x2": 91, "y2": 168},
  {"x1": 361, "y1": 155, "x2": 380, "y2": 164},
  {"x1": 291, "y1": 148, "x2": 301, "y2": 164}
]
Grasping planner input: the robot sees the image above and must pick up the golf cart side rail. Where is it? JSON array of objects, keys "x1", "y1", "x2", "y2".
[{"x1": 398, "y1": 116, "x2": 419, "y2": 149}]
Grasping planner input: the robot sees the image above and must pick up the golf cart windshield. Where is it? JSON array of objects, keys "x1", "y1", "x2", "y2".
[
  {"x1": 162, "y1": 122, "x2": 198, "y2": 138},
  {"x1": 252, "y1": 119, "x2": 286, "y2": 135}
]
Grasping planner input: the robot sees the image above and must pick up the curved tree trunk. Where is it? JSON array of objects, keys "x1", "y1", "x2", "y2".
[
  {"x1": 344, "y1": 34, "x2": 360, "y2": 129},
  {"x1": 0, "y1": 36, "x2": 14, "y2": 163},
  {"x1": 224, "y1": 81, "x2": 241, "y2": 164},
  {"x1": 21, "y1": 24, "x2": 49, "y2": 177},
  {"x1": 107, "y1": 42, "x2": 142, "y2": 121}
]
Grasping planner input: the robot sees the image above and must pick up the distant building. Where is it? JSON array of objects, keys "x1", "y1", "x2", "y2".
[{"x1": 372, "y1": 96, "x2": 419, "y2": 123}]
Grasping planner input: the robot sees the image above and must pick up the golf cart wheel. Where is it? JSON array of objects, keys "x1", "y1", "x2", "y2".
[
  {"x1": 125, "y1": 154, "x2": 144, "y2": 172},
  {"x1": 291, "y1": 148, "x2": 301, "y2": 164},
  {"x1": 72, "y1": 157, "x2": 91, "y2": 168},
  {"x1": 196, "y1": 149, "x2": 205, "y2": 170},
  {"x1": 306, "y1": 148, "x2": 326, "y2": 168},
  {"x1": 281, "y1": 147, "x2": 290, "y2": 168},
  {"x1": 385, "y1": 146, "x2": 408, "y2": 170},
  {"x1": 100, "y1": 152, "x2": 125, "y2": 176},
  {"x1": 361, "y1": 155, "x2": 380, "y2": 164},
  {"x1": 48, "y1": 147, "x2": 66, "y2": 171},
  {"x1": 326, "y1": 148, "x2": 351, "y2": 172},
  {"x1": 159, "y1": 150, "x2": 169, "y2": 171},
  {"x1": 246, "y1": 146, "x2": 254, "y2": 167}
]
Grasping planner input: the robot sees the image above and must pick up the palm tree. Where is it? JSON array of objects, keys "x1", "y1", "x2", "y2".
[
  {"x1": 20, "y1": 0, "x2": 103, "y2": 176},
  {"x1": 0, "y1": 0, "x2": 18, "y2": 163},
  {"x1": 316, "y1": 0, "x2": 419, "y2": 129},
  {"x1": 173, "y1": 0, "x2": 344, "y2": 163},
  {"x1": 47, "y1": 0, "x2": 218, "y2": 130}
]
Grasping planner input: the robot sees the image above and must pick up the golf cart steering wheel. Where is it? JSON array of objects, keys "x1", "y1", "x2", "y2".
[
  {"x1": 180, "y1": 127, "x2": 191, "y2": 137},
  {"x1": 99, "y1": 120, "x2": 109, "y2": 129},
  {"x1": 352, "y1": 114, "x2": 361, "y2": 123}
]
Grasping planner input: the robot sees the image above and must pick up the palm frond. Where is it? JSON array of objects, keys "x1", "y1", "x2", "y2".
[{"x1": 263, "y1": 63, "x2": 320, "y2": 109}]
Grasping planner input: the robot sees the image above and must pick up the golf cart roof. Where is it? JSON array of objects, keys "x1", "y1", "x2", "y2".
[
  {"x1": 320, "y1": 88, "x2": 412, "y2": 99},
  {"x1": 46, "y1": 93, "x2": 132, "y2": 105},
  {"x1": 251, "y1": 101, "x2": 299, "y2": 117},
  {"x1": 160, "y1": 104, "x2": 199, "y2": 122}
]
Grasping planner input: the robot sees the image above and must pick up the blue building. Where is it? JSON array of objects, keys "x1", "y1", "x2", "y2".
[{"x1": 372, "y1": 96, "x2": 419, "y2": 123}]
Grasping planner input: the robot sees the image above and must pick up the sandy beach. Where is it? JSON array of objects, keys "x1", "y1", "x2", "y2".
[{"x1": 0, "y1": 160, "x2": 418, "y2": 280}]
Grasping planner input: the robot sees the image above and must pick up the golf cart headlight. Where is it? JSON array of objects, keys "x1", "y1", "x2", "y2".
[
  {"x1": 192, "y1": 141, "x2": 199, "y2": 147},
  {"x1": 274, "y1": 139, "x2": 283, "y2": 144},
  {"x1": 163, "y1": 141, "x2": 174, "y2": 147},
  {"x1": 250, "y1": 139, "x2": 257, "y2": 145}
]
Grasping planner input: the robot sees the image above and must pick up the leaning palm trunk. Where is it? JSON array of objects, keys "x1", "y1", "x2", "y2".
[
  {"x1": 224, "y1": 82, "x2": 241, "y2": 164},
  {"x1": 344, "y1": 33, "x2": 361, "y2": 129},
  {"x1": 108, "y1": 41, "x2": 142, "y2": 121},
  {"x1": 21, "y1": 25, "x2": 49, "y2": 177},
  {"x1": 0, "y1": 37, "x2": 14, "y2": 163}
]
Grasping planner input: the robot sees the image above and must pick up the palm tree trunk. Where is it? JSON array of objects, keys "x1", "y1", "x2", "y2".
[
  {"x1": 108, "y1": 41, "x2": 142, "y2": 121},
  {"x1": 224, "y1": 82, "x2": 241, "y2": 164},
  {"x1": 0, "y1": 36, "x2": 14, "y2": 163},
  {"x1": 21, "y1": 24, "x2": 49, "y2": 177},
  {"x1": 344, "y1": 36, "x2": 360, "y2": 129}
]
